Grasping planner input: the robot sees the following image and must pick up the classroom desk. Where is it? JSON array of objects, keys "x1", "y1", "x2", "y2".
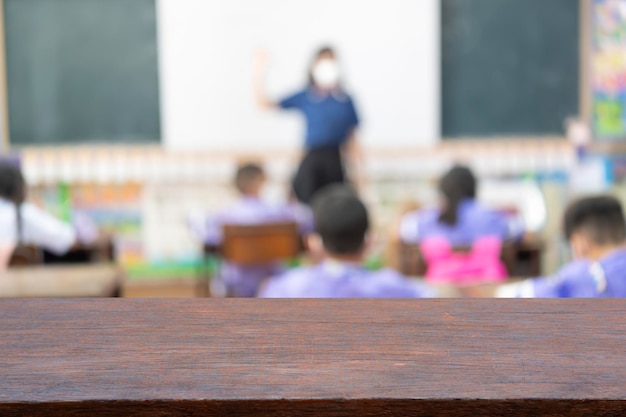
[
  {"x1": 0, "y1": 299, "x2": 624, "y2": 416},
  {"x1": 9, "y1": 237, "x2": 116, "y2": 267},
  {"x1": 43, "y1": 237, "x2": 116, "y2": 264},
  {"x1": 0, "y1": 264, "x2": 123, "y2": 297}
]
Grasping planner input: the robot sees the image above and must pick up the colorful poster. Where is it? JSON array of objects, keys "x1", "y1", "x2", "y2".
[
  {"x1": 592, "y1": 0, "x2": 626, "y2": 138},
  {"x1": 32, "y1": 183, "x2": 144, "y2": 266}
]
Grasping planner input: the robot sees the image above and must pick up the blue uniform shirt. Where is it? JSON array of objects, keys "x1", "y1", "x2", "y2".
[
  {"x1": 497, "y1": 249, "x2": 626, "y2": 298},
  {"x1": 260, "y1": 261, "x2": 435, "y2": 298},
  {"x1": 280, "y1": 88, "x2": 359, "y2": 150}
]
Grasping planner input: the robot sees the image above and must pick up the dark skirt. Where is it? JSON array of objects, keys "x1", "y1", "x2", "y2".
[{"x1": 292, "y1": 146, "x2": 345, "y2": 205}]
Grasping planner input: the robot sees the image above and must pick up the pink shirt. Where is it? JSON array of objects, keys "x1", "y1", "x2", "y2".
[
  {"x1": 420, "y1": 237, "x2": 508, "y2": 286},
  {"x1": 400, "y1": 199, "x2": 514, "y2": 285}
]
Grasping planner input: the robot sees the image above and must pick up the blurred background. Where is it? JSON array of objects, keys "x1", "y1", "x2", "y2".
[{"x1": 1, "y1": 0, "x2": 624, "y2": 297}]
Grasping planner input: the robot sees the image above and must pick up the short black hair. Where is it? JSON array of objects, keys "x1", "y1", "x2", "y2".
[
  {"x1": 234, "y1": 163, "x2": 265, "y2": 194},
  {"x1": 0, "y1": 161, "x2": 25, "y2": 204},
  {"x1": 564, "y1": 196, "x2": 626, "y2": 245},
  {"x1": 311, "y1": 184, "x2": 369, "y2": 255},
  {"x1": 0, "y1": 161, "x2": 26, "y2": 242},
  {"x1": 438, "y1": 165, "x2": 477, "y2": 226}
]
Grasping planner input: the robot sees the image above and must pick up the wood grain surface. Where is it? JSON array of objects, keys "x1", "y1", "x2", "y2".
[{"x1": 1, "y1": 299, "x2": 625, "y2": 416}]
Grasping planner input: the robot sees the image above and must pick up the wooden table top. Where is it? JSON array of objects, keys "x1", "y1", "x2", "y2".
[
  {"x1": 0, "y1": 264, "x2": 121, "y2": 297},
  {"x1": 1, "y1": 299, "x2": 625, "y2": 416}
]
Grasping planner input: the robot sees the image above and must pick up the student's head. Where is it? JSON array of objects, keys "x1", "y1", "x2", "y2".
[
  {"x1": 564, "y1": 196, "x2": 626, "y2": 260},
  {"x1": 0, "y1": 161, "x2": 25, "y2": 204},
  {"x1": 309, "y1": 46, "x2": 340, "y2": 89},
  {"x1": 234, "y1": 163, "x2": 266, "y2": 197},
  {"x1": 438, "y1": 165, "x2": 477, "y2": 226},
  {"x1": 309, "y1": 184, "x2": 369, "y2": 259}
]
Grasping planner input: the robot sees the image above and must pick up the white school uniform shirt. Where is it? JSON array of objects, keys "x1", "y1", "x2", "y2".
[{"x1": 0, "y1": 198, "x2": 76, "y2": 255}]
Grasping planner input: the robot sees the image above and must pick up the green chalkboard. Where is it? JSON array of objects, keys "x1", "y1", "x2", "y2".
[
  {"x1": 442, "y1": 0, "x2": 580, "y2": 138},
  {"x1": 4, "y1": 0, "x2": 161, "y2": 146}
]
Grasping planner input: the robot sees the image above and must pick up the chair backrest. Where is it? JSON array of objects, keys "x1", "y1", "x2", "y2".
[
  {"x1": 221, "y1": 222, "x2": 301, "y2": 266},
  {"x1": 9, "y1": 245, "x2": 43, "y2": 268},
  {"x1": 398, "y1": 242, "x2": 427, "y2": 277}
]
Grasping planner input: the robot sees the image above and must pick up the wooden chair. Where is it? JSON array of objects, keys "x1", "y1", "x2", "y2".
[
  {"x1": 42, "y1": 238, "x2": 116, "y2": 265},
  {"x1": 197, "y1": 222, "x2": 301, "y2": 297}
]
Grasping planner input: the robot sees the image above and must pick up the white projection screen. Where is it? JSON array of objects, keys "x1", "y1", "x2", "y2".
[{"x1": 157, "y1": 0, "x2": 440, "y2": 151}]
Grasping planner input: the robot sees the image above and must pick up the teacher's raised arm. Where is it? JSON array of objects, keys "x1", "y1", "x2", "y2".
[
  {"x1": 253, "y1": 49, "x2": 279, "y2": 110},
  {"x1": 254, "y1": 46, "x2": 362, "y2": 205}
]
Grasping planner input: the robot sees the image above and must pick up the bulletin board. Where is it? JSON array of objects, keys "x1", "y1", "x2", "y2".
[{"x1": 592, "y1": 0, "x2": 626, "y2": 139}]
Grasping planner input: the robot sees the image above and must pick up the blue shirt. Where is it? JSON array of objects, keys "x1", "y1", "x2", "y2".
[
  {"x1": 400, "y1": 199, "x2": 520, "y2": 247},
  {"x1": 280, "y1": 88, "x2": 359, "y2": 150},
  {"x1": 497, "y1": 249, "x2": 626, "y2": 298},
  {"x1": 260, "y1": 261, "x2": 435, "y2": 298}
]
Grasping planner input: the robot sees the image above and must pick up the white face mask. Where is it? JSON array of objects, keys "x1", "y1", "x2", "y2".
[{"x1": 312, "y1": 59, "x2": 340, "y2": 89}]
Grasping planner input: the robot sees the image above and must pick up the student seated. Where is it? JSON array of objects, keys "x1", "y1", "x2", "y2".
[
  {"x1": 399, "y1": 165, "x2": 519, "y2": 285},
  {"x1": 191, "y1": 163, "x2": 312, "y2": 297},
  {"x1": 495, "y1": 196, "x2": 626, "y2": 298},
  {"x1": 260, "y1": 185, "x2": 435, "y2": 298},
  {"x1": 0, "y1": 162, "x2": 97, "y2": 268}
]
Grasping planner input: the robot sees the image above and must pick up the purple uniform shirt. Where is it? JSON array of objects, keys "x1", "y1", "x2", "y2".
[
  {"x1": 400, "y1": 199, "x2": 520, "y2": 246},
  {"x1": 260, "y1": 261, "x2": 436, "y2": 298},
  {"x1": 190, "y1": 197, "x2": 314, "y2": 298},
  {"x1": 497, "y1": 249, "x2": 626, "y2": 298}
]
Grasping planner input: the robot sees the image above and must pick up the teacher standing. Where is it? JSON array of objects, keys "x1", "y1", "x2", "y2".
[{"x1": 254, "y1": 46, "x2": 363, "y2": 205}]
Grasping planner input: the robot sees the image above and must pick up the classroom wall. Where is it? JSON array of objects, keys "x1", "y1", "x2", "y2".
[{"x1": 156, "y1": 0, "x2": 440, "y2": 151}]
